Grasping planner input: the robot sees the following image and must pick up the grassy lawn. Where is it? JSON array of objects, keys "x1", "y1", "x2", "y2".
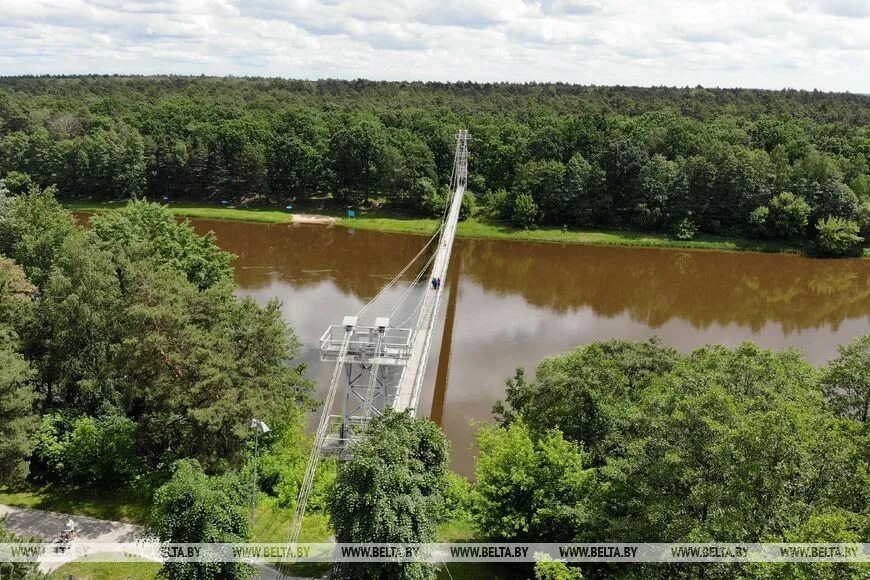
[
  {"x1": 0, "y1": 487, "x2": 151, "y2": 524},
  {"x1": 437, "y1": 517, "x2": 476, "y2": 542},
  {"x1": 252, "y1": 498, "x2": 331, "y2": 544},
  {"x1": 50, "y1": 557, "x2": 160, "y2": 580},
  {"x1": 65, "y1": 200, "x2": 295, "y2": 224},
  {"x1": 340, "y1": 215, "x2": 810, "y2": 254},
  {"x1": 63, "y1": 198, "x2": 863, "y2": 256}
]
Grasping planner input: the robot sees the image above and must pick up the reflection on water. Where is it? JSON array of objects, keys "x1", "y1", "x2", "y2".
[{"x1": 189, "y1": 219, "x2": 870, "y2": 476}]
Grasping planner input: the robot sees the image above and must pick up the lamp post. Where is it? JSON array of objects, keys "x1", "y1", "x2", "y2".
[{"x1": 248, "y1": 419, "x2": 270, "y2": 530}]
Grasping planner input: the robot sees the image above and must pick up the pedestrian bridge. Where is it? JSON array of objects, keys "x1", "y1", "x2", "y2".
[{"x1": 287, "y1": 130, "x2": 469, "y2": 547}]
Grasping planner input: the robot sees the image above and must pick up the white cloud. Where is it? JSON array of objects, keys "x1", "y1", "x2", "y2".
[{"x1": 0, "y1": 0, "x2": 867, "y2": 91}]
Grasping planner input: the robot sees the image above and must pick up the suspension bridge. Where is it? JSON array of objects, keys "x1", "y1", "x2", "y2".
[{"x1": 284, "y1": 130, "x2": 470, "y2": 552}]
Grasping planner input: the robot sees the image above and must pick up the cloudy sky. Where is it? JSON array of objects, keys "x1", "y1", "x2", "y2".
[{"x1": 0, "y1": 0, "x2": 868, "y2": 92}]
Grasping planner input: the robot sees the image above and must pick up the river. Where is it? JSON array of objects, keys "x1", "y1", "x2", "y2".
[{"x1": 186, "y1": 218, "x2": 870, "y2": 476}]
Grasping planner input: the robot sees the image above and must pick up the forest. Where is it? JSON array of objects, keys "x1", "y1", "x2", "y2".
[
  {"x1": 0, "y1": 76, "x2": 868, "y2": 255},
  {"x1": 0, "y1": 187, "x2": 868, "y2": 579}
]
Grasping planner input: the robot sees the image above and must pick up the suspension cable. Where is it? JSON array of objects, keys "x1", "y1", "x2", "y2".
[
  {"x1": 355, "y1": 223, "x2": 443, "y2": 319},
  {"x1": 388, "y1": 243, "x2": 439, "y2": 319}
]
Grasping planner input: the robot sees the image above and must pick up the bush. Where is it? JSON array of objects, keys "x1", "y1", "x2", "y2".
[
  {"x1": 252, "y1": 414, "x2": 335, "y2": 511},
  {"x1": 512, "y1": 192, "x2": 539, "y2": 229},
  {"x1": 768, "y1": 191, "x2": 811, "y2": 240},
  {"x1": 459, "y1": 190, "x2": 476, "y2": 221},
  {"x1": 442, "y1": 472, "x2": 473, "y2": 522},
  {"x1": 857, "y1": 200, "x2": 870, "y2": 238},
  {"x1": 535, "y1": 555, "x2": 584, "y2": 580},
  {"x1": 673, "y1": 216, "x2": 698, "y2": 240},
  {"x1": 816, "y1": 216, "x2": 863, "y2": 256},
  {"x1": 151, "y1": 460, "x2": 254, "y2": 580},
  {"x1": 480, "y1": 188, "x2": 511, "y2": 220},
  {"x1": 749, "y1": 206, "x2": 769, "y2": 238},
  {"x1": 473, "y1": 422, "x2": 595, "y2": 542},
  {"x1": 31, "y1": 413, "x2": 141, "y2": 487}
]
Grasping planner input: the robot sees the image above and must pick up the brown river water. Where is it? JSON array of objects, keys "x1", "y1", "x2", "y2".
[{"x1": 181, "y1": 219, "x2": 870, "y2": 476}]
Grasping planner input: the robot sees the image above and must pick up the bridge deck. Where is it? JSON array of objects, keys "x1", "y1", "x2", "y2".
[{"x1": 392, "y1": 182, "x2": 466, "y2": 413}]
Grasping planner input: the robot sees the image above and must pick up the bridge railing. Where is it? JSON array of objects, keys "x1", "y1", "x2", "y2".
[{"x1": 319, "y1": 324, "x2": 415, "y2": 363}]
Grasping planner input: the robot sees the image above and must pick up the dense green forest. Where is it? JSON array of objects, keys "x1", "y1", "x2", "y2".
[{"x1": 1, "y1": 76, "x2": 868, "y2": 254}]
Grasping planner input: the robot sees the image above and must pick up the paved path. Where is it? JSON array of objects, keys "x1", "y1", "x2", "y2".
[
  {"x1": 0, "y1": 504, "x2": 316, "y2": 578},
  {"x1": 0, "y1": 504, "x2": 143, "y2": 542}
]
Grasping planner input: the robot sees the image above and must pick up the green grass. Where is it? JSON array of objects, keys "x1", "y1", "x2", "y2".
[
  {"x1": 0, "y1": 488, "x2": 151, "y2": 524},
  {"x1": 50, "y1": 557, "x2": 160, "y2": 580},
  {"x1": 252, "y1": 498, "x2": 331, "y2": 544},
  {"x1": 437, "y1": 517, "x2": 477, "y2": 542},
  {"x1": 340, "y1": 215, "x2": 811, "y2": 254},
  {"x1": 65, "y1": 200, "x2": 295, "y2": 224}
]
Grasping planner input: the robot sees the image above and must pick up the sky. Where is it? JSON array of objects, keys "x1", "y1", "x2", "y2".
[{"x1": 0, "y1": 0, "x2": 868, "y2": 92}]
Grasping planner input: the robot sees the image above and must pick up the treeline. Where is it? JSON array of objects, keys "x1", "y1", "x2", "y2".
[{"x1": 0, "y1": 76, "x2": 868, "y2": 254}]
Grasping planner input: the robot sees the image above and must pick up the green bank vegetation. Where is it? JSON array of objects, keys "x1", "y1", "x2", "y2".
[{"x1": 67, "y1": 199, "x2": 816, "y2": 255}]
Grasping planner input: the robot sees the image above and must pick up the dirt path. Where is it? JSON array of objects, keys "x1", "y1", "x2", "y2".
[{"x1": 291, "y1": 213, "x2": 336, "y2": 225}]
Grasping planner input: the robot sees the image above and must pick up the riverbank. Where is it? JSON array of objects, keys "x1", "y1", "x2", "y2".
[{"x1": 65, "y1": 201, "x2": 867, "y2": 256}]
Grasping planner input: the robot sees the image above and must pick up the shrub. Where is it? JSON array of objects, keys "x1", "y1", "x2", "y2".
[
  {"x1": 816, "y1": 216, "x2": 863, "y2": 256},
  {"x1": 480, "y1": 188, "x2": 511, "y2": 220},
  {"x1": 535, "y1": 555, "x2": 584, "y2": 580},
  {"x1": 749, "y1": 206, "x2": 769, "y2": 238},
  {"x1": 252, "y1": 414, "x2": 334, "y2": 511},
  {"x1": 673, "y1": 216, "x2": 698, "y2": 240},
  {"x1": 459, "y1": 190, "x2": 476, "y2": 221},
  {"x1": 31, "y1": 413, "x2": 141, "y2": 487},
  {"x1": 512, "y1": 192, "x2": 539, "y2": 229},
  {"x1": 151, "y1": 460, "x2": 254, "y2": 580},
  {"x1": 857, "y1": 200, "x2": 870, "y2": 239},
  {"x1": 768, "y1": 191, "x2": 811, "y2": 240}
]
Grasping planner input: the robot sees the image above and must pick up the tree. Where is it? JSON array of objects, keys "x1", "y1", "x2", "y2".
[
  {"x1": 857, "y1": 199, "x2": 870, "y2": 239},
  {"x1": 0, "y1": 256, "x2": 35, "y2": 336},
  {"x1": 0, "y1": 186, "x2": 77, "y2": 288},
  {"x1": 820, "y1": 334, "x2": 870, "y2": 423},
  {"x1": 0, "y1": 333, "x2": 37, "y2": 488},
  {"x1": 473, "y1": 421, "x2": 595, "y2": 542},
  {"x1": 116, "y1": 261, "x2": 311, "y2": 470},
  {"x1": 593, "y1": 343, "x2": 862, "y2": 546},
  {"x1": 328, "y1": 409, "x2": 449, "y2": 580},
  {"x1": 512, "y1": 192, "x2": 539, "y2": 229},
  {"x1": 494, "y1": 339, "x2": 681, "y2": 465},
  {"x1": 0, "y1": 257, "x2": 37, "y2": 487},
  {"x1": 513, "y1": 160, "x2": 566, "y2": 222},
  {"x1": 0, "y1": 520, "x2": 46, "y2": 580},
  {"x1": 766, "y1": 191, "x2": 811, "y2": 240},
  {"x1": 32, "y1": 230, "x2": 123, "y2": 412},
  {"x1": 329, "y1": 117, "x2": 387, "y2": 205},
  {"x1": 634, "y1": 154, "x2": 677, "y2": 229},
  {"x1": 851, "y1": 174, "x2": 870, "y2": 201},
  {"x1": 150, "y1": 460, "x2": 255, "y2": 580},
  {"x1": 534, "y1": 555, "x2": 584, "y2": 580},
  {"x1": 599, "y1": 134, "x2": 648, "y2": 220},
  {"x1": 816, "y1": 216, "x2": 863, "y2": 256},
  {"x1": 90, "y1": 200, "x2": 233, "y2": 290},
  {"x1": 564, "y1": 154, "x2": 608, "y2": 227}
]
